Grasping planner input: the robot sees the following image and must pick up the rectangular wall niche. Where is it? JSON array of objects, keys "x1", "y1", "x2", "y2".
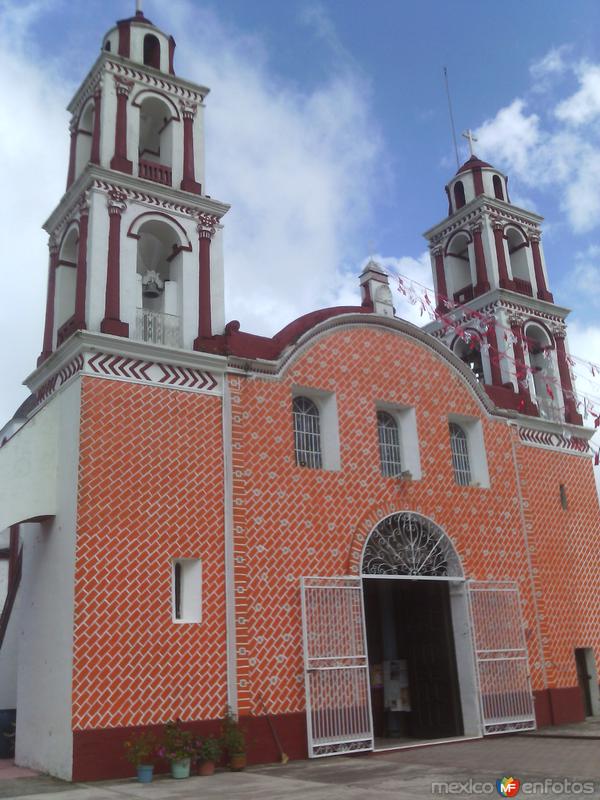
[{"x1": 172, "y1": 558, "x2": 202, "y2": 623}]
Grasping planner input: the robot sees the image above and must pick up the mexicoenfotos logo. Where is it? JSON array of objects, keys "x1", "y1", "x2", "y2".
[{"x1": 496, "y1": 777, "x2": 520, "y2": 797}]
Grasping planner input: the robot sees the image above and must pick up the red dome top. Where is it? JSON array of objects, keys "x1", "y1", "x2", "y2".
[{"x1": 455, "y1": 155, "x2": 495, "y2": 175}]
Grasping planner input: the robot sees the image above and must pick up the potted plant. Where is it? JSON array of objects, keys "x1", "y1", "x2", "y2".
[
  {"x1": 197, "y1": 735, "x2": 221, "y2": 776},
  {"x1": 158, "y1": 720, "x2": 197, "y2": 779},
  {"x1": 221, "y1": 707, "x2": 246, "y2": 771},
  {"x1": 123, "y1": 732, "x2": 156, "y2": 783}
]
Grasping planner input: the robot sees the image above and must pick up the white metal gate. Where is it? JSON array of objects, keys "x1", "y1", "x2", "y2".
[
  {"x1": 469, "y1": 581, "x2": 536, "y2": 734},
  {"x1": 300, "y1": 576, "x2": 374, "y2": 757}
]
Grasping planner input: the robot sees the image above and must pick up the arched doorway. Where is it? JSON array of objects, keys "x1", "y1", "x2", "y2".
[
  {"x1": 361, "y1": 513, "x2": 475, "y2": 747},
  {"x1": 300, "y1": 513, "x2": 536, "y2": 758}
]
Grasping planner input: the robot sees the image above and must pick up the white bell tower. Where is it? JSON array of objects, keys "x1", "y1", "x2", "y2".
[
  {"x1": 37, "y1": 5, "x2": 229, "y2": 365},
  {"x1": 423, "y1": 150, "x2": 582, "y2": 426}
]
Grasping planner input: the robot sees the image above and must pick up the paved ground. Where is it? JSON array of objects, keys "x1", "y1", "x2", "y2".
[{"x1": 1, "y1": 731, "x2": 600, "y2": 799}]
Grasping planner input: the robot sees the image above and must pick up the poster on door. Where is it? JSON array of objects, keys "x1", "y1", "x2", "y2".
[{"x1": 384, "y1": 659, "x2": 411, "y2": 712}]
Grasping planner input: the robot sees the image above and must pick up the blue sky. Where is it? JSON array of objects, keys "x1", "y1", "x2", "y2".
[{"x1": 1, "y1": 0, "x2": 600, "y2": 427}]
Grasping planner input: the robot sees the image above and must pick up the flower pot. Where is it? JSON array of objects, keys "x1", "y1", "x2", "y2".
[
  {"x1": 136, "y1": 764, "x2": 154, "y2": 783},
  {"x1": 198, "y1": 760, "x2": 216, "y2": 776},
  {"x1": 229, "y1": 753, "x2": 246, "y2": 771},
  {"x1": 170, "y1": 757, "x2": 191, "y2": 779}
]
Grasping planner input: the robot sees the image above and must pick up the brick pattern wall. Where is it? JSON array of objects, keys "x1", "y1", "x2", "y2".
[
  {"x1": 73, "y1": 376, "x2": 227, "y2": 729},
  {"x1": 230, "y1": 325, "x2": 599, "y2": 715},
  {"x1": 516, "y1": 443, "x2": 600, "y2": 688}
]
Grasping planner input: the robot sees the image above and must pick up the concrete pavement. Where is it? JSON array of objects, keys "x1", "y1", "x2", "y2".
[{"x1": 1, "y1": 733, "x2": 600, "y2": 799}]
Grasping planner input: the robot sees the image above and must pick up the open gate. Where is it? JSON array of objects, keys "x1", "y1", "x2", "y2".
[
  {"x1": 300, "y1": 577, "x2": 374, "y2": 757},
  {"x1": 468, "y1": 581, "x2": 536, "y2": 734}
]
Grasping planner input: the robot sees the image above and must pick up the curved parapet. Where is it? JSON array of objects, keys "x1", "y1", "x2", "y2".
[{"x1": 0, "y1": 401, "x2": 59, "y2": 533}]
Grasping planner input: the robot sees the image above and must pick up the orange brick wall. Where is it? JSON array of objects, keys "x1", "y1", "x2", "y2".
[
  {"x1": 73, "y1": 376, "x2": 227, "y2": 730},
  {"x1": 70, "y1": 323, "x2": 600, "y2": 733},
  {"x1": 516, "y1": 444, "x2": 600, "y2": 689},
  {"x1": 230, "y1": 324, "x2": 600, "y2": 715}
]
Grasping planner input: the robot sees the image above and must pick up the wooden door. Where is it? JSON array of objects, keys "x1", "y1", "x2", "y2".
[{"x1": 403, "y1": 581, "x2": 463, "y2": 739}]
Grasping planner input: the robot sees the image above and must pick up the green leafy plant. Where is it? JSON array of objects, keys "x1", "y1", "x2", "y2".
[
  {"x1": 158, "y1": 720, "x2": 197, "y2": 761},
  {"x1": 198, "y1": 735, "x2": 221, "y2": 763},
  {"x1": 123, "y1": 732, "x2": 156, "y2": 765},
  {"x1": 220, "y1": 707, "x2": 246, "y2": 756}
]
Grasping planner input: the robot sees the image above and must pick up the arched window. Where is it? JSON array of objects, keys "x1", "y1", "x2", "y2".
[
  {"x1": 454, "y1": 180, "x2": 466, "y2": 210},
  {"x1": 135, "y1": 219, "x2": 183, "y2": 347},
  {"x1": 493, "y1": 174, "x2": 504, "y2": 200},
  {"x1": 377, "y1": 411, "x2": 402, "y2": 476},
  {"x1": 445, "y1": 231, "x2": 473, "y2": 303},
  {"x1": 104, "y1": 40, "x2": 111, "y2": 52},
  {"x1": 362, "y1": 512, "x2": 463, "y2": 577},
  {"x1": 525, "y1": 324, "x2": 559, "y2": 421},
  {"x1": 138, "y1": 95, "x2": 173, "y2": 185},
  {"x1": 506, "y1": 227, "x2": 531, "y2": 289},
  {"x1": 143, "y1": 34, "x2": 161, "y2": 69},
  {"x1": 293, "y1": 396, "x2": 322, "y2": 469},
  {"x1": 74, "y1": 102, "x2": 94, "y2": 180},
  {"x1": 449, "y1": 422, "x2": 471, "y2": 486}
]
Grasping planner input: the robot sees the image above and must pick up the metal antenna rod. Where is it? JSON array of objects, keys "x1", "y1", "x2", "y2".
[
  {"x1": 136, "y1": 0, "x2": 143, "y2": 13},
  {"x1": 443, "y1": 67, "x2": 460, "y2": 170}
]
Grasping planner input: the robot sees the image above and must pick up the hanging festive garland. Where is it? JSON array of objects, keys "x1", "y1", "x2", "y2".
[{"x1": 394, "y1": 272, "x2": 600, "y2": 466}]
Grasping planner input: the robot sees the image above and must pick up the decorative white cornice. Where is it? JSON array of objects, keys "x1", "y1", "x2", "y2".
[
  {"x1": 43, "y1": 165, "x2": 230, "y2": 235},
  {"x1": 423, "y1": 197, "x2": 544, "y2": 242},
  {"x1": 67, "y1": 52, "x2": 210, "y2": 118},
  {"x1": 25, "y1": 330, "x2": 228, "y2": 400}
]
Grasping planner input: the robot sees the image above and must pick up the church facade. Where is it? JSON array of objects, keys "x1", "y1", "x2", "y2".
[{"x1": 0, "y1": 8, "x2": 599, "y2": 783}]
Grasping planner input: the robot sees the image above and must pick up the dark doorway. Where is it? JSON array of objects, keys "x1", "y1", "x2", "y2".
[
  {"x1": 363, "y1": 578, "x2": 463, "y2": 741},
  {"x1": 575, "y1": 648, "x2": 594, "y2": 717}
]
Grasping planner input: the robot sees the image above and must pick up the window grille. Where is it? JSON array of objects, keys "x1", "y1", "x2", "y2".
[
  {"x1": 449, "y1": 422, "x2": 471, "y2": 486},
  {"x1": 293, "y1": 396, "x2": 322, "y2": 469},
  {"x1": 377, "y1": 411, "x2": 402, "y2": 477}
]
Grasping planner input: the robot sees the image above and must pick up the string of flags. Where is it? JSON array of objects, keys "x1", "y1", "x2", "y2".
[{"x1": 394, "y1": 272, "x2": 600, "y2": 466}]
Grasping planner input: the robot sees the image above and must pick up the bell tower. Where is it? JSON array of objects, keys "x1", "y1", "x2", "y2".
[
  {"x1": 423, "y1": 147, "x2": 582, "y2": 426},
  {"x1": 37, "y1": 4, "x2": 229, "y2": 365}
]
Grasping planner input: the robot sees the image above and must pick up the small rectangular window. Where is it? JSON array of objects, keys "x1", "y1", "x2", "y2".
[
  {"x1": 559, "y1": 484, "x2": 568, "y2": 510},
  {"x1": 172, "y1": 558, "x2": 202, "y2": 623}
]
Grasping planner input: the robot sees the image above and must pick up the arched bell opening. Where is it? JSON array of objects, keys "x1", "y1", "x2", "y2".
[
  {"x1": 445, "y1": 232, "x2": 473, "y2": 304},
  {"x1": 453, "y1": 180, "x2": 466, "y2": 211},
  {"x1": 54, "y1": 227, "x2": 79, "y2": 339},
  {"x1": 135, "y1": 219, "x2": 183, "y2": 347},
  {"x1": 525, "y1": 323, "x2": 559, "y2": 421},
  {"x1": 493, "y1": 174, "x2": 504, "y2": 201},
  {"x1": 138, "y1": 95, "x2": 174, "y2": 186},
  {"x1": 453, "y1": 334, "x2": 486, "y2": 383},
  {"x1": 506, "y1": 227, "x2": 532, "y2": 294},
  {"x1": 143, "y1": 33, "x2": 161, "y2": 70},
  {"x1": 74, "y1": 101, "x2": 95, "y2": 180},
  {"x1": 359, "y1": 513, "x2": 481, "y2": 745}
]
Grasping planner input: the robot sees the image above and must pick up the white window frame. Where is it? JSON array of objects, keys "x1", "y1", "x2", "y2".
[
  {"x1": 172, "y1": 558, "x2": 202, "y2": 624},
  {"x1": 292, "y1": 387, "x2": 341, "y2": 471},
  {"x1": 448, "y1": 414, "x2": 490, "y2": 488},
  {"x1": 376, "y1": 402, "x2": 421, "y2": 480}
]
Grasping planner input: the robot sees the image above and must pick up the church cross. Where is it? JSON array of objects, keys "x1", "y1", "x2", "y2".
[{"x1": 462, "y1": 129, "x2": 478, "y2": 157}]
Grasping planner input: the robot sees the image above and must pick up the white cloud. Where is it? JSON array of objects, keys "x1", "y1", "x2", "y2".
[
  {"x1": 555, "y1": 62, "x2": 600, "y2": 126},
  {"x1": 474, "y1": 100, "x2": 540, "y2": 176},
  {"x1": 530, "y1": 45, "x2": 571, "y2": 89},
  {"x1": 474, "y1": 78, "x2": 600, "y2": 233}
]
